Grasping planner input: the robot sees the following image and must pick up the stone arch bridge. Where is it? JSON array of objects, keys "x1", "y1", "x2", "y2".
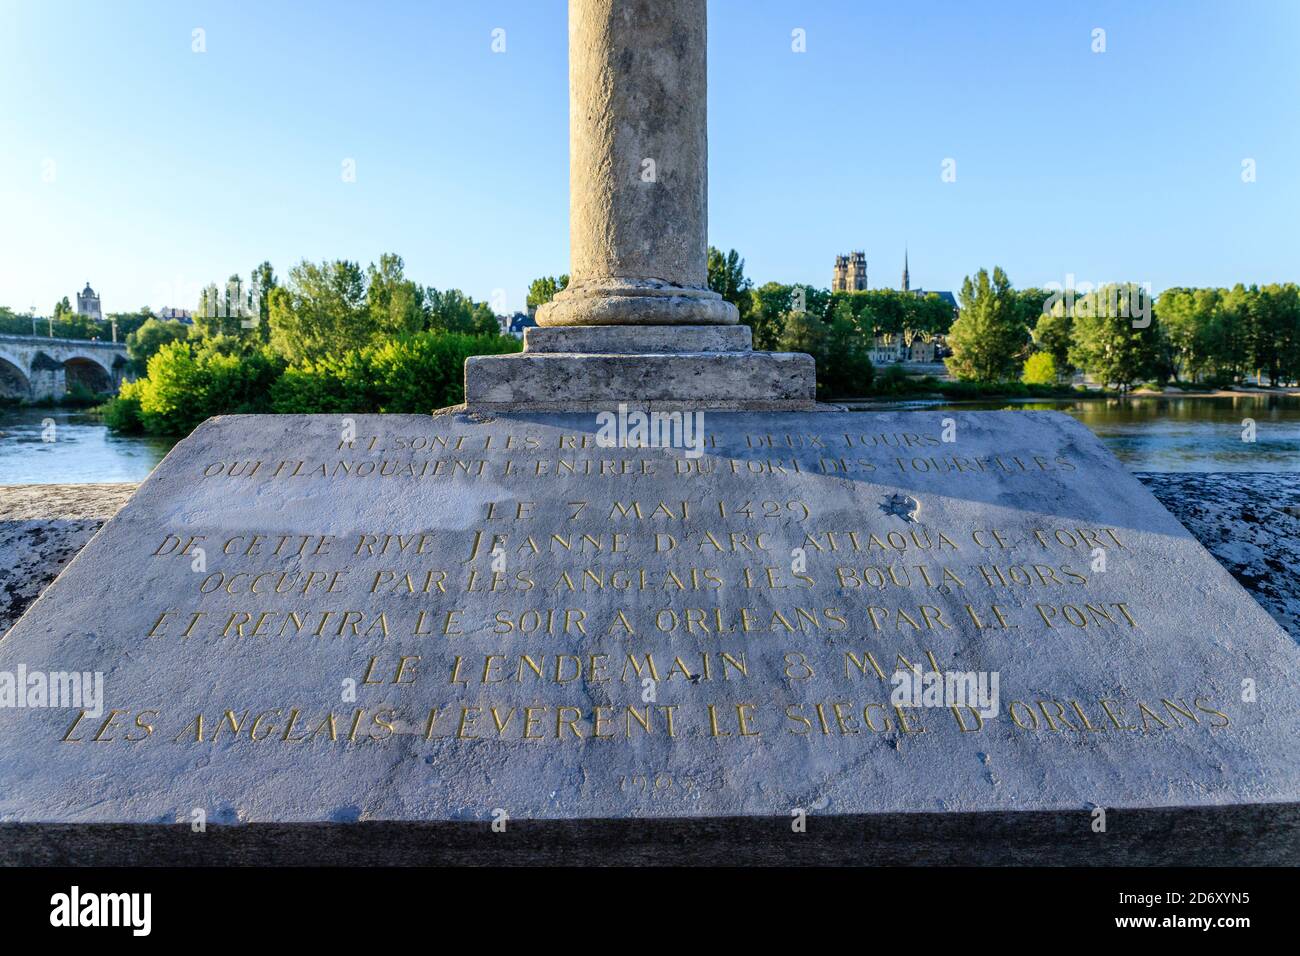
[{"x1": 0, "y1": 335, "x2": 130, "y2": 401}]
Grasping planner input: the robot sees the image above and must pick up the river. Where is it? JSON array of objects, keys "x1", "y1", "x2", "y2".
[
  {"x1": 848, "y1": 393, "x2": 1300, "y2": 472},
  {"x1": 0, "y1": 395, "x2": 1295, "y2": 483},
  {"x1": 0, "y1": 408, "x2": 174, "y2": 484}
]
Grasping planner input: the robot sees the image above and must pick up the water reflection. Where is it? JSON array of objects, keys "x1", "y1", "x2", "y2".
[
  {"x1": 851, "y1": 394, "x2": 1300, "y2": 472},
  {"x1": 0, "y1": 395, "x2": 1295, "y2": 483}
]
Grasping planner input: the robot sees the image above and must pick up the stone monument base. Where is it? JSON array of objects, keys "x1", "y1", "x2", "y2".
[
  {"x1": 534, "y1": 279, "x2": 740, "y2": 327},
  {"x1": 465, "y1": 324, "x2": 817, "y2": 411},
  {"x1": 1, "y1": 410, "x2": 1297, "y2": 866},
  {"x1": 464, "y1": 352, "x2": 817, "y2": 411}
]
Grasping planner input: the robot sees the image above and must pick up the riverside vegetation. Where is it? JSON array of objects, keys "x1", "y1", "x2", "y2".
[
  {"x1": 99, "y1": 255, "x2": 519, "y2": 435},
  {"x1": 6, "y1": 249, "x2": 1296, "y2": 435}
]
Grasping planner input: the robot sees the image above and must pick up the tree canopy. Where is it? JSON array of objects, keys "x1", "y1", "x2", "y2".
[{"x1": 946, "y1": 267, "x2": 1027, "y2": 382}]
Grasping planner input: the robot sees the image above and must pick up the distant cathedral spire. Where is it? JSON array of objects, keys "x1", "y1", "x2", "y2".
[{"x1": 901, "y1": 247, "x2": 910, "y2": 292}]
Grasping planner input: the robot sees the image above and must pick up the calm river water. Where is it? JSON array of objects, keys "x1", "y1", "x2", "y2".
[
  {"x1": 851, "y1": 393, "x2": 1299, "y2": 472},
  {"x1": 0, "y1": 408, "x2": 174, "y2": 484},
  {"x1": 0, "y1": 395, "x2": 1295, "y2": 484}
]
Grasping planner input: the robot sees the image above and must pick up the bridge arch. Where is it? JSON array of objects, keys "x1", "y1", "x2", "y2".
[
  {"x1": 0, "y1": 335, "x2": 131, "y2": 401},
  {"x1": 0, "y1": 353, "x2": 30, "y2": 400},
  {"x1": 63, "y1": 355, "x2": 115, "y2": 395}
]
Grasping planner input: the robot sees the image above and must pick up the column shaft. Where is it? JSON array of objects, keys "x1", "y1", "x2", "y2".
[{"x1": 537, "y1": 0, "x2": 736, "y2": 327}]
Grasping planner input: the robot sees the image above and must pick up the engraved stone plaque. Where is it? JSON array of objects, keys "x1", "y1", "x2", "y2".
[{"x1": 2, "y1": 410, "x2": 1297, "y2": 863}]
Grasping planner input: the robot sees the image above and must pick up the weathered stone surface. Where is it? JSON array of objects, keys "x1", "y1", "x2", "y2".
[
  {"x1": 473, "y1": 1, "x2": 786, "y2": 413},
  {"x1": 536, "y1": 0, "x2": 732, "y2": 327},
  {"x1": 0, "y1": 411, "x2": 1297, "y2": 864},
  {"x1": 525, "y1": 324, "x2": 752, "y2": 354},
  {"x1": 5, "y1": 474, "x2": 1297, "y2": 642},
  {"x1": 465, "y1": 351, "x2": 817, "y2": 410},
  {"x1": 1138, "y1": 472, "x2": 1300, "y2": 640},
  {"x1": 0, "y1": 483, "x2": 137, "y2": 633},
  {"x1": 0, "y1": 482, "x2": 137, "y2": 522},
  {"x1": 537, "y1": 279, "x2": 737, "y2": 328}
]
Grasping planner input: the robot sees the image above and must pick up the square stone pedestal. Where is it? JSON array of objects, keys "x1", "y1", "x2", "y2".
[{"x1": 464, "y1": 325, "x2": 817, "y2": 411}]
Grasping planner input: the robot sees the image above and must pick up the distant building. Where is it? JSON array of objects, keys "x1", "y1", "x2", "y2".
[
  {"x1": 841, "y1": 249, "x2": 958, "y2": 366},
  {"x1": 832, "y1": 249, "x2": 957, "y2": 312},
  {"x1": 76, "y1": 282, "x2": 102, "y2": 322},
  {"x1": 503, "y1": 311, "x2": 535, "y2": 338},
  {"x1": 869, "y1": 332, "x2": 939, "y2": 365},
  {"x1": 901, "y1": 249, "x2": 959, "y2": 313},
  {"x1": 832, "y1": 252, "x2": 868, "y2": 292},
  {"x1": 156, "y1": 307, "x2": 193, "y2": 324}
]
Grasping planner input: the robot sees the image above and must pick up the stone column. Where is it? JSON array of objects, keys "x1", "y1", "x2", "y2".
[
  {"x1": 462, "y1": 0, "x2": 815, "y2": 410},
  {"x1": 536, "y1": 0, "x2": 737, "y2": 327}
]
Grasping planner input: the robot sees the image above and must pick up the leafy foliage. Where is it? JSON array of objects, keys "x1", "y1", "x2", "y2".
[
  {"x1": 773, "y1": 303, "x2": 873, "y2": 400},
  {"x1": 829, "y1": 289, "x2": 954, "y2": 337},
  {"x1": 101, "y1": 331, "x2": 521, "y2": 434},
  {"x1": 526, "y1": 275, "x2": 569, "y2": 311},
  {"x1": 125, "y1": 318, "x2": 189, "y2": 375},
  {"x1": 267, "y1": 259, "x2": 371, "y2": 362},
  {"x1": 75, "y1": 243, "x2": 1300, "y2": 437},
  {"x1": 1067, "y1": 284, "x2": 1162, "y2": 390},
  {"x1": 817, "y1": 303, "x2": 875, "y2": 398},
  {"x1": 1021, "y1": 351, "x2": 1057, "y2": 385},
  {"x1": 113, "y1": 340, "x2": 285, "y2": 435},
  {"x1": 1031, "y1": 305, "x2": 1074, "y2": 377},
  {"x1": 707, "y1": 247, "x2": 752, "y2": 322},
  {"x1": 946, "y1": 267, "x2": 1028, "y2": 382},
  {"x1": 272, "y1": 332, "x2": 520, "y2": 414}
]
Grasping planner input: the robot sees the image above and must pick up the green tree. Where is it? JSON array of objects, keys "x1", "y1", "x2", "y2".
[
  {"x1": 838, "y1": 289, "x2": 905, "y2": 336},
  {"x1": 707, "y1": 247, "x2": 752, "y2": 322},
  {"x1": 1154, "y1": 287, "x2": 1213, "y2": 382},
  {"x1": 1251, "y1": 284, "x2": 1300, "y2": 386},
  {"x1": 526, "y1": 275, "x2": 569, "y2": 311},
  {"x1": 817, "y1": 302, "x2": 874, "y2": 398},
  {"x1": 945, "y1": 267, "x2": 1026, "y2": 382},
  {"x1": 193, "y1": 275, "x2": 261, "y2": 341},
  {"x1": 106, "y1": 308, "x2": 156, "y2": 343},
  {"x1": 1213, "y1": 285, "x2": 1256, "y2": 383},
  {"x1": 267, "y1": 259, "x2": 370, "y2": 363},
  {"x1": 746, "y1": 283, "x2": 790, "y2": 351},
  {"x1": 770, "y1": 303, "x2": 873, "y2": 400},
  {"x1": 1068, "y1": 284, "x2": 1161, "y2": 390},
  {"x1": 1031, "y1": 303, "x2": 1074, "y2": 377},
  {"x1": 911, "y1": 292, "x2": 957, "y2": 335},
  {"x1": 249, "y1": 261, "x2": 277, "y2": 343},
  {"x1": 1271, "y1": 284, "x2": 1300, "y2": 385},
  {"x1": 1012, "y1": 288, "x2": 1052, "y2": 331},
  {"x1": 776, "y1": 310, "x2": 827, "y2": 357},
  {"x1": 747, "y1": 282, "x2": 831, "y2": 351},
  {"x1": 829, "y1": 289, "x2": 954, "y2": 344},
  {"x1": 425, "y1": 287, "x2": 500, "y2": 336},
  {"x1": 125, "y1": 318, "x2": 190, "y2": 375},
  {"x1": 367, "y1": 254, "x2": 426, "y2": 339},
  {"x1": 0, "y1": 307, "x2": 27, "y2": 336},
  {"x1": 52, "y1": 312, "x2": 102, "y2": 340},
  {"x1": 121, "y1": 339, "x2": 284, "y2": 434},
  {"x1": 1022, "y1": 352, "x2": 1057, "y2": 385}
]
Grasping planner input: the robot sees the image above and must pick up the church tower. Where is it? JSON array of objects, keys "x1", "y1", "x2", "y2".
[
  {"x1": 76, "y1": 282, "x2": 102, "y2": 322},
  {"x1": 833, "y1": 252, "x2": 867, "y2": 292},
  {"x1": 901, "y1": 248, "x2": 910, "y2": 292}
]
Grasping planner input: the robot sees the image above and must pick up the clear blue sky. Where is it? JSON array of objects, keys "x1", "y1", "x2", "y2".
[{"x1": 1, "y1": 0, "x2": 1297, "y2": 317}]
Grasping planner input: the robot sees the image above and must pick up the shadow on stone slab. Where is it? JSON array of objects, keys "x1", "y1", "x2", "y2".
[{"x1": 4, "y1": 804, "x2": 1296, "y2": 866}]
